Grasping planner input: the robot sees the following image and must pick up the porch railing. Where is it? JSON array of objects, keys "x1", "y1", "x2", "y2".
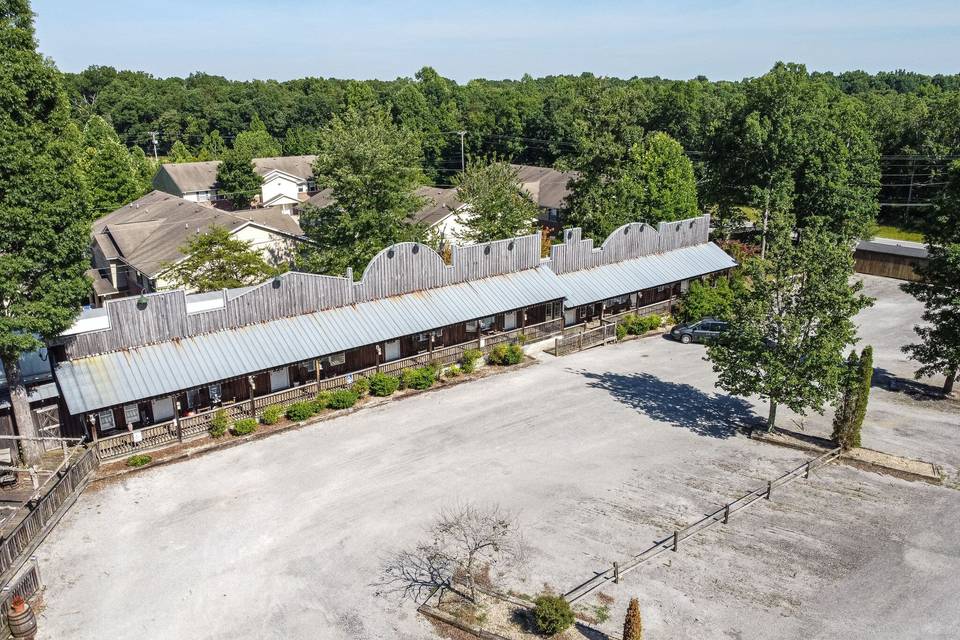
[
  {"x1": 553, "y1": 323, "x2": 618, "y2": 356},
  {"x1": 92, "y1": 318, "x2": 565, "y2": 462}
]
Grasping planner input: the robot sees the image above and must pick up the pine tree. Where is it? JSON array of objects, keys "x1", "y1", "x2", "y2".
[
  {"x1": 832, "y1": 346, "x2": 873, "y2": 449},
  {"x1": 81, "y1": 115, "x2": 141, "y2": 215},
  {"x1": 0, "y1": 0, "x2": 91, "y2": 465},
  {"x1": 623, "y1": 597, "x2": 643, "y2": 640}
]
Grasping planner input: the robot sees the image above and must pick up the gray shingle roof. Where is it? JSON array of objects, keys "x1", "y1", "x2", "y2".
[{"x1": 155, "y1": 155, "x2": 316, "y2": 194}]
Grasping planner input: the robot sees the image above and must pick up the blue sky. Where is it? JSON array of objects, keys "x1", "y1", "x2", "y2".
[{"x1": 33, "y1": 0, "x2": 960, "y2": 81}]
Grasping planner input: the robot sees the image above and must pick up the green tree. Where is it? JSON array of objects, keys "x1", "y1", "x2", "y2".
[
  {"x1": 80, "y1": 115, "x2": 141, "y2": 215},
  {"x1": 169, "y1": 139, "x2": 194, "y2": 163},
  {"x1": 831, "y1": 346, "x2": 873, "y2": 448},
  {"x1": 129, "y1": 146, "x2": 156, "y2": 194},
  {"x1": 623, "y1": 597, "x2": 643, "y2": 640},
  {"x1": 0, "y1": 0, "x2": 91, "y2": 465},
  {"x1": 707, "y1": 214, "x2": 871, "y2": 431},
  {"x1": 233, "y1": 114, "x2": 281, "y2": 158},
  {"x1": 198, "y1": 130, "x2": 226, "y2": 160},
  {"x1": 455, "y1": 160, "x2": 538, "y2": 243},
  {"x1": 282, "y1": 126, "x2": 322, "y2": 155},
  {"x1": 298, "y1": 107, "x2": 427, "y2": 275},
  {"x1": 162, "y1": 226, "x2": 280, "y2": 292},
  {"x1": 901, "y1": 161, "x2": 960, "y2": 394},
  {"x1": 566, "y1": 130, "x2": 698, "y2": 240},
  {"x1": 675, "y1": 275, "x2": 738, "y2": 323},
  {"x1": 216, "y1": 149, "x2": 261, "y2": 209}
]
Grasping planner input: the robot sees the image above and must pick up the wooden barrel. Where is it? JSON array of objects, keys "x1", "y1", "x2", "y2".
[{"x1": 8, "y1": 601, "x2": 37, "y2": 640}]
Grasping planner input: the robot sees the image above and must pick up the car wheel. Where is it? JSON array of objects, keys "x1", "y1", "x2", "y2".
[{"x1": 680, "y1": 334, "x2": 692, "y2": 344}]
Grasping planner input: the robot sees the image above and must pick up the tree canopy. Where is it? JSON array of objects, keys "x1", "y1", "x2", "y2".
[
  {"x1": 80, "y1": 115, "x2": 142, "y2": 216},
  {"x1": 162, "y1": 226, "x2": 281, "y2": 292},
  {"x1": 455, "y1": 160, "x2": 538, "y2": 243},
  {"x1": 707, "y1": 214, "x2": 871, "y2": 430},
  {"x1": 216, "y1": 149, "x2": 261, "y2": 209},
  {"x1": 0, "y1": 0, "x2": 91, "y2": 464},
  {"x1": 297, "y1": 107, "x2": 427, "y2": 276}
]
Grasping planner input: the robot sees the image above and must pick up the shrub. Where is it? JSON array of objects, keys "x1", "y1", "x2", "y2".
[
  {"x1": 285, "y1": 401, "x2": 315, "y2": 422},
  {"x1": 351, "y1": 376, "x2": 370, "y2": 397},
  {"x1": 487, "y1": 343, "x2": 523, "y2": 366},
  {"x1": 231, "y1": 418, "x2": 258, "y2": 436},
  {"x1": 460, "y1": 348, "x2": 482, "y2": 373},
  {"x1": 328, "y1": 389, "x2": 359, "y2": 409},
  {"x1": 533, "y1": 594, "x2": 574, "y2": 635},
  {"x1": 400, "y1": 366, "x2": 436, "y2": 390},
  {"x1": 209, "y1": 409, "x2": 229, "y2": 438},
  {"x1": 620, "y1": 313, "x2": 662, "y2": 336},
  {"x1": 260, "y1": 404, "x2": 283, "y2": 425},
  {"x1": 675, "y1": 276, "x2": 737, "y2": 323},
  {"x1": 311, "y1": 391, "x2": 331, "y2": 413},
  {"x1": 126, "y1": 454, "x2": 152, "y2": 468},
  {"x1": 623, "y1": 597, "x2": 643, "y2": 640},
  {"x1": 616, "y1": 324, "x2": 627, "y2": 341},
  {"x1": 446, "y1": 364, "x2": 462, "y2": 378},
  {"x1": 369, "y1": 372, "x2": 400, "y2": 396}
]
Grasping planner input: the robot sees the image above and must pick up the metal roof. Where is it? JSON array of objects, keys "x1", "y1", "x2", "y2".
[
  {"x1": 856, "y1": 239, "x2": 928, "y2": 259},
  {"x1": 55, "y1": 266, "x2": 566, "y2": 415},
  {"x1": 554, "y1": 242, "x2": 737, "y2": 308}
]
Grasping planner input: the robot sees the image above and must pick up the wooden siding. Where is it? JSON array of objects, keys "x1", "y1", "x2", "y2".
[{"x1": 854, "y1": 249, "x2": 926, "y2": 281}]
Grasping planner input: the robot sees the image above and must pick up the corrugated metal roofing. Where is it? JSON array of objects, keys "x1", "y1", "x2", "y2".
[
  {"x1": 55, "y1": 266, "x2": 567, "y2": 414},
  {"x1": 555, "y1": 242, "x2": 737, "y2": 308}
]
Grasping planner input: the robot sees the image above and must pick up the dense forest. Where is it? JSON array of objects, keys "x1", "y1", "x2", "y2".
[{"x1": 61, "y1": 64, "x2": 960, "y2": 232}]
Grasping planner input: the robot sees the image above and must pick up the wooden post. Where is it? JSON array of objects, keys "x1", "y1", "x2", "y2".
[
  {"x1": 766, "y1": 480, "x2": 772, "y2": 500},
  {"x1": 613, "y1": 561, "x2": 620, "y2": 584},
  {"x1": 804, "y1": 462, "x2": 811, "y2": 479},
  {"x1": 174, "y1": 405, "x2": 182, "y2": 443},
  {"x1": 315, "y1": 359, "x2": 321, "y2": 386},
  {"x1": 723, "y1": 504, "x2": 729, "y2": 524},
  {"x1": 672, "y1": 530, "x2": 679, "y2": 552},
  {"x1": 554, "y1": 337, "x2": 560, "y2": 356},
  {"x1": 247, "y1": 376, "x2": 256, "y2": 418}
]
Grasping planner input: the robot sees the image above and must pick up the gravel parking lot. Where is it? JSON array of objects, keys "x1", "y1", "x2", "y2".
[{"x1": 35, "y1": 275, "x2": 959, "y2": 640}]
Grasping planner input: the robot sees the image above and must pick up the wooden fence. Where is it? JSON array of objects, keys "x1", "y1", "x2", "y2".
[
  {"x1": 0, "y1": 557, "x2": 42, "y2": 630},
  {"x1": 93, "y1": 319, "x2": 564, "y2": 462},
  {"x1": 552, "y1": 323, "x2": 618, "y2": 356},
  {"x1": 563, "y1": 447, "x2": 843, "y2": 603},
  {"x1": 0, "y1": 447, "x2": 98, "y2": 582}
]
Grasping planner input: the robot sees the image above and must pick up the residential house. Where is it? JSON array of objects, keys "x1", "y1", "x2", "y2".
[
  {"x1": 512, "y1": 164, "x2": 578, "y2": 227},
  {"x1": 152, "y1": 155, "x2": 318, "y2": 214},
  {"x1": 89, "y1": 191, "x2": 305, "y2": 303}
]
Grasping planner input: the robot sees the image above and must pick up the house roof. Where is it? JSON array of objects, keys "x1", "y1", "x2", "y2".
[
  {"x1": 511, "y1": 164, "x2": 577, "y2": 210},
  {"x1": 553, "y1": 242, "x2": 737, "y2": 308},
  {"x1": 92, "y1": 191, "x2": 303, "y2": 277},
  {"x1": 54, "y1": 266, "x2": 566, "y2": 414},
  {"x1": 301, "y1": 186, "x2": 463, "y2": 228},
  {"x1": 155, "y1": 155, "x2": 316, "y2": 194}
]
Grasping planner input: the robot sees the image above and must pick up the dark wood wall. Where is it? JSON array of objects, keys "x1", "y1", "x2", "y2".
[{"x1": 854, "y1": 250, "x2": 925, "y2": 281}]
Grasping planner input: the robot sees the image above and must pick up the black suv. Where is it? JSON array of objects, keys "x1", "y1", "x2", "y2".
[{"x1": 670, "y1": 318, "x2": 728, "y2": 344}]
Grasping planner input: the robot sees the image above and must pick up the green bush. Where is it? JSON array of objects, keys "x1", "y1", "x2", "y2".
[
  {"x1": 533, "y1": 594, "x2": 574, "y2": 635},
  {"x1": 209, "y1": 409, "x2": 229, "y2": 438},
  {"x1": 311, "y1": 391, "x2": 331, "y2": 413},
  {"x1": 616, "y1": 324, "x2": 627, "y2": 341},
  {"x1": 620, "y1": 313, "x2": 662, "y2": 336},
  {"x1": 369, "y1": 372, "x2": 400, "y2": 396},
  {"x1": 351, "y1": 376, "x2": 370, "y2": 397},
  {"x1": 487, "y1": 343, "x2": 524, "y2": 366},
  {"x1": 460, "y1": 348, "x2": 483, "y2": 373},
  {"x1": 126, "y1": 454, "x2": 152, "y2": 468},
  {"x1": 285, "y1": 401, "x2": 315, "y2": 422},
  {"x1": 400, "y1": 366, "x2": 437, "y2": 390},
  {"x1": 328, "y1": 389, "x2": 359, "y2": 409},
  {"x1": 231, "y1": 418, "x2": 258, "y2": 436},
  {"x1": 675, "y1": 276, "x2": 737, "y2": 323},
  {"x1": 260, "y1": 404, "x2": 283, "y2": 425},
  {"x1": 446, "y1": 364, "x2": 462, "y2": 378}
]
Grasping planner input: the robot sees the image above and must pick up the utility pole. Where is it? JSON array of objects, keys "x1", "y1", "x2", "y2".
[
  {"x1": 457, "y1": 130, "x2": 467, "y2": 172},
  {"x1": 148, "y1": 131, "x2": 159, "y2": 162}
]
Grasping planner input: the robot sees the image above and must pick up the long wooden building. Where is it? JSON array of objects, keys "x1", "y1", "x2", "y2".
[{"x1": 47, "y1": 215, "x2": 734, "y2": 460}]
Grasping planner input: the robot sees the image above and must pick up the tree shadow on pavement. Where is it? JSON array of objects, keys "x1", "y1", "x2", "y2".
[
  {"x1": 575, "y1": 370, "x2": 756, "y2": 439},
  {"x1": 872, "y1": 367, "x2": 946, "y2": 401}
]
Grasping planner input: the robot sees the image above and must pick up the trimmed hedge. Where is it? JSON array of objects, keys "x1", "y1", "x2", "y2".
[
  {"x1": 260, "y1": 404, "x2": 283, "y2": 425},
  {"x1": 328, "y1": 389, "x2": 359, "y2": 409},
  {"x1": 231, "y1": 418, "x2": 258, "y2": 436},
  {"x1": 533, "y1": 594, "x2": 574, "y2": 635},
  {"x1": 369, "y1": 372, "x2": 400, "y2": 396},
  {"x1": 209, "y1": 409, "x2": 229, "y2": 438},
  {"x1": 400, "y1": 366, "x2": 437, "y2": 390},
  {"x1": 286, "y1": 401, "x2": 315, "y2": 422},
  {"x1": 126, "y1": 454, "x2": 152, "y2": 468},
  {"x1": 487, "y1": 343, "x2": 523, "y2": 366}
]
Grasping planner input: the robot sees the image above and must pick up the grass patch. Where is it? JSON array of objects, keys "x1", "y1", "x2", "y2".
[
  {"x1": 873, "y1": 225, "x2": 924, "y2": 242},
  {"x1": 126, "y1": 454, "x2": 152, "y2": 468}
]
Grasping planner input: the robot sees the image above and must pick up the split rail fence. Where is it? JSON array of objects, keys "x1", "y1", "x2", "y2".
[
  {"x1": 93, "y1": 318, "x2": 563, "y2": 461},
  {"x1": 563, "y1": 447, "x2": 843, "y2": 603}
]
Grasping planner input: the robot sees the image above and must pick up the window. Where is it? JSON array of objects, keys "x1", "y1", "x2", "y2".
[
  {"x1": 479, "y1": 316, "x2": 495, "y2": 331},
  {"x1": 304, "y1": 360, "x2": 316, "y2": 373},
  {"x1": 657, "y1": 285, "x2": 666, "y2": 292},
  {"x1": 466, "y1": 320, "x2": 478, "y2": 333},
  {"x1": 208, "y1": 384, "x2": 222, "y2": 403},
  {"x1": 307, "y1": 180, "x2": 316, "y2": 191},
  {"x1": 328, "y1": 352, "x2": 346, "y2": 366},
  {"x1": 98, "y1": 410, "x2": 116, "y2": 431},
  {"x1": 186, "y1": 389, "x2": 200, "y2": 409},
  {"x1": 123, "y1": 404, "x2": 140, "y2": 426},
  {"x1": 196, "y1": 190, "x2": 212, "y2": 202},
  {"x1": 298, "y1": 182, "x2": 308, "y2": 193},
  {"x1": 416, "y1": 332, "x2": 430, "y2": 343}
]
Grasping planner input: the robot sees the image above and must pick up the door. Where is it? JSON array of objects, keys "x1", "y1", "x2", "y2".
[
  {"x1": 384, "y1": 340, "x2": 401, "y2": 362},
  {"x1": 564, "y1": 308, "x2": 577, "y2": 327},
  {"x1": 152, "y1": 397, "x2": 174, "y2": 422},
  {"x1": 503, "y1": 311, "x2": 517, "y2": 331},
  {"x1": 269, "y1": 367, "x2": 290, "y2": 392}
]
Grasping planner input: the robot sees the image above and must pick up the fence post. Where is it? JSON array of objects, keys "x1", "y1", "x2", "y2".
[
  {"x1": 578, "y1": 331, "x2": 583, "y2": 352},
  {"x1": 613, "y1": 561, "x2": 620, "y2": 584},
  {"x1": 554, "y1": 337, "x2": 560, "y2": 356},
  {"x1": 174, "y1": 412, "x2": 182, "y2": 443},
  {"x1": 804, "y1": 462, "x2": 811, "y2": 479},
  {"x1": 723, "y1": 504, "x2": 729, "y2": 524},
  {"x1": 672, "y1": 530, "x2": 679, "y2": 552},
  {"x1": 766, "y1": 480, "x2": 772, "y2": 500}
]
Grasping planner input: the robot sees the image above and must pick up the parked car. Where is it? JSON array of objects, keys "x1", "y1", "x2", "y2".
[{"x1": 670, "y1": 318, "x2": 728, "y2": 344}]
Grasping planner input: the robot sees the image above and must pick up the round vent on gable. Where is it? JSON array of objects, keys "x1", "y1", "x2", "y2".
[
  {"x1": 387, "y1": 249, "x2": 395, "y2": 259},
  {"x1": 412, "y1": 244, "x2": 420, "y2": 254},
  {"x1": 484, "y1": 245, "x2": 491, "y2": 255}
]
